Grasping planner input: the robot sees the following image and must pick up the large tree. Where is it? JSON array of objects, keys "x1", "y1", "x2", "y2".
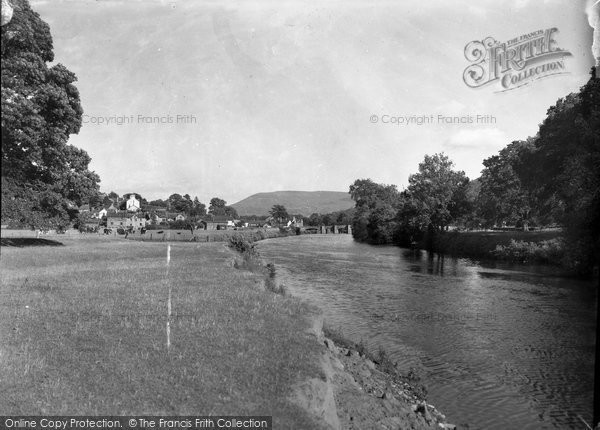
[
  {"x1": 520, "y1": 71, "x2": 600, "y2": 274},
  {"x1": 208, "y1": 197, "x2": 237, "y2": 218},
  {"x1": 477, "y1": 140, "x2": 536, "y2": 229},
  {"x1": 1, "y1": 0, "x2": 99, "y2": 229},
  {"x1": 269, "y1": 204, "x2": 289, "y2": 224},
  {"x1": 406, "y1": 153, "x2": 469, "y2": 232},
  {"x1": 349, "y1": 179, "x2": 401, "y2": 243}
]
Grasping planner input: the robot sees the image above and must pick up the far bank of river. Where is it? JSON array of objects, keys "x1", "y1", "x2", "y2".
[{"x1": 257, "y1": 234, "x2": 596, "y2": 430}]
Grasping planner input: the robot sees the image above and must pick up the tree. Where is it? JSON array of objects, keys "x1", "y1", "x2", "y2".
[
  {"x1": 88, "y1": 193, "x2": 102, "y2": 209},
  {"x1": 407, "y1": 153, "x2": 469, "y2": 232},
  {"x1": 349, "y1": 179, "x2": 401, "y2": 243},
  {"x1": 223, "y1": 206, "x2": 238, "y2": 219},
  {"x1": 168, "y1": 193, "x2": 193, "y2": 213},
  {"x1": 208, "y1": 197, "x2": 237, "y2": 218},
  {"x1": 270, "y1": 204, "x2": 289, "y2": 224},
  {"x1": 148, "y1": 198, "x2": 167, "y2": 208},
  {"x1": 519, "y1": 70, "x2": 599, "y2": 274},
  {"x1": 349, "y1": 179, "x2": 399, "y2": 210},
  {"x1": 477, "y1": 140, "x2": 536, "y2": 229},
  {"x1": 208, "y1": 197, "x2": 226, "y2": 214},
  {"x1": 189, "y1": 196, "x2": 206, "y2": 217},
  {"x1": 307, "y1": 213, "x2": 322, "y2": 226},
  {"x1": 1, "y1": 0, "x2": 99, "y2": 229}
]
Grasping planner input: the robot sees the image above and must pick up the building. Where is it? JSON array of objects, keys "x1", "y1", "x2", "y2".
[
  {"x1": 165, "y1": 212, "x2": 186, "y2": 222},
  {"x1": 202, "y1": 216, "x2": 235, "y2": 230},
  {"x1": 106, "y1": 212, "x2": 148, "y2": 229}
]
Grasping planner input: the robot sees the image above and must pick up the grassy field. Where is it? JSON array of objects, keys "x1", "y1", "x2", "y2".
[
  {"x1": 128, "y1": 228, "x2": 285, "y2": 243},
  {"x1": 0, "y1": 237, "x2": 325, "y2": 428}
]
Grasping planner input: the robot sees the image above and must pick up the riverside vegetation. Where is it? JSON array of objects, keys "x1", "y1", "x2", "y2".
[{"x1": 348, "y1": 71, "x2": 599, "y2": 276}]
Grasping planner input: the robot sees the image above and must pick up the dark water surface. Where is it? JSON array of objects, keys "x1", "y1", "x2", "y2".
[{"x1": 257, "y1": 235, "x2": 596, "y2": 430}]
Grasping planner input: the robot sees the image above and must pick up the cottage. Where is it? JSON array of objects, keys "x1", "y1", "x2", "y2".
[
  {"x1": 106, "y1": 212, "x2": 148, "y2": 229},
  {"x1": 161, "y1": 212, "x2": 184, "y2": 222},
  {"x1": 287, "y1": 217, "x2": 304, "y2": 228},
  {"x1": 242, "y1": 219, "x2": 267, "y2": 228},
  {"x1": 203, "y1": 216, "x2": 234, "y2": 230}
]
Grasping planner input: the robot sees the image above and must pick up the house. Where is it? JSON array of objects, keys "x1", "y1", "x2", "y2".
[
  {"x1": 96, "y1": 201, "x2": 118, "y2": 219},
  {"x1": 152, "y1": 212, "x2": 167, "y2": 224},
  {"x1": 125, "y1": 193, "x2": 141, "y2": 212},
  {"x1": 165, "y1": 212, "x2": 185, "y2": 222},
  {"x1": 287, "y1": 217, "x2": 304, "y2": 228},
  {"x1": 202, "y1": 216, "x2": 234, "y2": 230},
  {"x1": 242, "y1": 219, "x2": 267, "y2": 228},
  {"x1": 106, "y1": 212, "x2": 148, "y2": 229}
]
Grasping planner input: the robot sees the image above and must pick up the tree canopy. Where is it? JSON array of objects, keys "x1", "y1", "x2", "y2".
[
  {"x1": 348, "y1": 70, "x2": 599, "y2": 275},
  {"x1": 269, "y1": 204, "x2": 289, "y2": 223},
  {"x1": 208, "y1": 197, "x2": 237, "y2": 218},
  {"x1": 1, "y1": 0, "x2": 100, "y2": 229},
  {"x1": 477, "y1": 140, "x2": 535, "y2": 229},
  {"x1": 407, "y1": 153, "x2": 470, "y2": 232}
]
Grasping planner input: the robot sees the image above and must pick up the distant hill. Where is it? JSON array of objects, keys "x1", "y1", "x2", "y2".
[{"x1": 231, "y1": 191, "x2": 354, "y2": 217}]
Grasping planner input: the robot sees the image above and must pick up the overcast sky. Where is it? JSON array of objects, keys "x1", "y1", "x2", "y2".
[{"x1": 32, "y1": 0, "x2": 596, "y2": 204}]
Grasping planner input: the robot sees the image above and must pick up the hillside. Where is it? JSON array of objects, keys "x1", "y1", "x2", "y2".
[{"x1": 231, "y1": 191, "x2": 354, "y2": 217}]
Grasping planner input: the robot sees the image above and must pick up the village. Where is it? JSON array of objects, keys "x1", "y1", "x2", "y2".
[{"x1": 76, "y1": 192, "x2": 311, "y2": 235}]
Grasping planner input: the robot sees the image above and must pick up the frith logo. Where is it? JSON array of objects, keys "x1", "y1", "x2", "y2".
[{"x1": 463, "y1": 28, "x2": 572, "y2": 92}]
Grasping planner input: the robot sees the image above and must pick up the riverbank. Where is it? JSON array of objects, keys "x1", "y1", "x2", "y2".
[
  {"x1": 229, "y1": 236, "x2": 457, "y2": 429},
  {"x1": 318, "y1": 324, "x2": 457, "y2": 430},
  {"x1": 420, "y1": 230, "x2": 572, "y2": 267}
]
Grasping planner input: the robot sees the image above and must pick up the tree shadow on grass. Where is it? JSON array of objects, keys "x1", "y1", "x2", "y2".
[{"x1": 0, "y1": 238, "x2": 64, "y2": 247}]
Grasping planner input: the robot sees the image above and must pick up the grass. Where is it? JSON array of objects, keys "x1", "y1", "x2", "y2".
[
  {"x1": 322, "y1": 325, "x2": 427, "y2": 399},
  {"x1": 228, "y1": 236, "x2": 287, "y2": 296},
  {"x1": 0, "y1": 237, "x2": 325, "y2": 428},
  {"x1": 126, "y1": 228, "x2": 285, "y2": 243}
]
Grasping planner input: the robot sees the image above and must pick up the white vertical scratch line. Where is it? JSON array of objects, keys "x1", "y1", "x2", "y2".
[{"x1": 166, "y1": 244, "x2": 171, "y2": 352}]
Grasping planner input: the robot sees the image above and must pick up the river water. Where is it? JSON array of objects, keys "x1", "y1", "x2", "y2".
[{"x1": 257, "y1": 235, "x2": 596, "y2": 430}]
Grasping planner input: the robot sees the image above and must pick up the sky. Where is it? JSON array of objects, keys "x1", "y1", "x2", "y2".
[{"x1": 30, "y1": 0, "x2": 597, "y2": 204}]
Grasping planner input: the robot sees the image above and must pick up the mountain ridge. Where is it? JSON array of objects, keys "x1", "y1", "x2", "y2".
[{"x1": 231, "y1": 190, "x2": 354, "y2": 217}]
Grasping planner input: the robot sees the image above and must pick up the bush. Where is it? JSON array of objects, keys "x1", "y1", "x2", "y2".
[
  {"x1": 264, "y1": 263, "x2": 286, "y2": 295},
  {"x1": 492, "y1": 238, "x2": 564, "y2": 264},
  {"x1": 228, "y1": 235, "x2": 262, "y2": 271},
  {"x1": 228, "y1": 236, "x2": 285, "y2": 295}
]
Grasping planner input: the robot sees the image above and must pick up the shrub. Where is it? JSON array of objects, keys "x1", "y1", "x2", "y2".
[
  {"x1": 228, "y1": 236, "x2": 285, "y2": 295},
  {"x1": 492, "y1": 238, "x2": 564, "y2": 264},
  {"x1": 264, "y1": 263, "x2": 286, "y2": 295},
  {"x1": 228, "y1": 235, "x2": 262, "y2": 272}
]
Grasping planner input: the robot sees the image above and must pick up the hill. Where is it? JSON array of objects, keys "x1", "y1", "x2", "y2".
[{"x1": 231, "y1": 191, "x2": 354, "y2": 217}]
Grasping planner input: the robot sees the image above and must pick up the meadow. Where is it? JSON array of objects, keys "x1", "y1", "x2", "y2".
[{"x1": 0, "y1": 236, "x2": 325, "y2": 428}]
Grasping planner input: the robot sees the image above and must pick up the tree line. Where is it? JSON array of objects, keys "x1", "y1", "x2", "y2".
[{"x1": 349, "y1": 71, "x2": 599, "y2": 275}]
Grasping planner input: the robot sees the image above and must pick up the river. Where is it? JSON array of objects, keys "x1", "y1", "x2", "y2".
[{"x1": 257, "y1": 234, "x2": 596, "y2": 430}]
